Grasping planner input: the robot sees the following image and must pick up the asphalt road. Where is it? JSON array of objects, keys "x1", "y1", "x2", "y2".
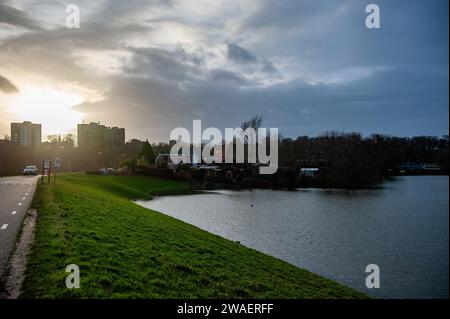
[{"x1": 0, "y1": 176, "x2": 38, "y2": 280}]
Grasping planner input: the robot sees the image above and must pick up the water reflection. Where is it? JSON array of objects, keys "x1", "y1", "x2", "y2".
[{"x1": 136, "y1": 176, "x2": 449, "y2": 298}]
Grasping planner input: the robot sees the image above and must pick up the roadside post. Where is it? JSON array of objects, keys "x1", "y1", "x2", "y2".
[
  {"x1": 54, "y1": 157, "x2": 61, "y2": 184},
  {"x1": 42, "y1": 160, "x2": 52, "y2": 184}
]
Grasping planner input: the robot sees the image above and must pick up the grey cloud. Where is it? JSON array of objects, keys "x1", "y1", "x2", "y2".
[
  {"x1": 241, "y1": 0, "x2": 346, "y2": 32},
  {"x1": 92, "y1": 0, "x2": 175, "y2": 26},
  {"x1": 0, "y1": 75, "x2": 19, "y2": 93},
  {"x1": 1, "y1": 22, "x2": 148, "y2": 51},
  {"x1": 0, "y1": 21, "x2": 155, "y2": 90},
  {"x1": 227, "y1": 42, "x2": 278, "y2": 74},
  {"x1": 261, "y1": 58, "x2": 277, "y2": 74},
  {"x1": 126, "y1": 46, "x2": 257, "y2": 88},
  {"x1": 209, "y1": 69, "x2": 247, "y2": 84},
  {"x1": 71, "y1": 50, "x2": 448, "y2": 142},
  {"x1": 126, "y1": 46, "x2": 206, "y2": 83},
  {"x1": 0, "y1": 3, "x2": 42, "y2": 30},
  {"x1": 227, "y1": 42, "x2": 258, "y2": 64}
]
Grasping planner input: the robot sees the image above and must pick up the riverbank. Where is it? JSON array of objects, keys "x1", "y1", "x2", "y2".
[{"x1": 20, "y1": 173, "x2": 366, "y2": 298}]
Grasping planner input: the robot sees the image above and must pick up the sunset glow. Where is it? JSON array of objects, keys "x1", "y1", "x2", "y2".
[{"x1": 8, "y1": 86, "x2": 84, "y2": 137}]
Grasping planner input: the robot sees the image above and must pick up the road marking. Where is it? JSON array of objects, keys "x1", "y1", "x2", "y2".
[
  {"x1": 18, "y1": 203, "x2": 22, "y2": 206},
  {"x1": 12, "y1": 211, "x2": 17, "y2": 215},
  {"x1": 22, "y1": 197, "x2": 26, "y2": 200},
  {"x1": 0, "y1": 181, "x2": 35, "y2": 186},
  {"x1": 25, "y1": 193, "x2": 29, "y2": 196},
  {"x1": 1, "y1": 224, "x2": 8, "y2": 230}
]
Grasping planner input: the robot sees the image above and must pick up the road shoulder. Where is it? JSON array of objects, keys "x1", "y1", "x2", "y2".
[{"x1": 0, "y1": 209, "x2": 37, "y2": 299}]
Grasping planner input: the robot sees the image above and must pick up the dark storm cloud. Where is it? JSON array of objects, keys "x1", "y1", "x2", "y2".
[
  {"x1": 125, "y1": 45, "x2": 252, "y2": 87},
  {"x1": 227, "y1": 43, "x2": 258, "y2": 64},
  {"x1": 125, "y1": 46, "x2": 207, "y2": 83},
  {"x1": 261, "y1": 58, "x2": 277, "y2": 74},
  {"x1": 0, "y1": 75, "x2": 19, "y2": 93},
  {"x1": 209, "y1": 69, "x2": 248, "y2": 84},
  {"x1": 227, "y1": 42, "x2": 278, "y2": 74},
  {"x1": 0, "y1": 2, "x2": 41, "y2": 30},
  {"x1": 236, "y1": 0, "x2": 449, "y2": 137}
]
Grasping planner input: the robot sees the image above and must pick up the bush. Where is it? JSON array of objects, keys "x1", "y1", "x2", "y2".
[{"x1": 191, "y1": 169, "x2": 206, "y2": 181}]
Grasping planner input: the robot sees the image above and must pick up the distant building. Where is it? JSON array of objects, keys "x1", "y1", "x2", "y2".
[
  {"x1": 109, "y1": 127, "x2": 126, "y2": 147},
  {"x1": 11, "y1": 121, "x2": 42, "y2": 147},
  {"x1": 77, "y1": 122, "x2": 125, "y2": 148}
]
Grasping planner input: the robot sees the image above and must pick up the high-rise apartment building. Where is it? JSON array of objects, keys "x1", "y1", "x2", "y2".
[
  {"x1": 109, "y1": 127, "x2": 126, "y2": 147},
  {"x1": 11, "y1": 121, "x2": 42, "y2": 147},
  {"x1": 77, "y1": 122, "x2": 125, "y2": 148}
]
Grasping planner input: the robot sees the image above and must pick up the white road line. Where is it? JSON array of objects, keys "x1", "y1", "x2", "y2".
[
  {"x1": 1, "y1": 224, "x2": 8, "y2": 230},
  {"x1": 22, "y1": 197, "x2": 26, "y2": 200},
  {"x1": 25, "y1": 193, "x2": 29, "y2": 196},
  {"x1": 12, "y1": 211, "x2": 17, "y2": 215},
  {"x1": 18, "y1": 203, "x2": 22, "y2": 206}
]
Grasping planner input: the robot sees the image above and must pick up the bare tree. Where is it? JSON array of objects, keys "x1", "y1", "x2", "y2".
[{"x1": 240, "y1": 116, "x2": 263, "y2": 143}]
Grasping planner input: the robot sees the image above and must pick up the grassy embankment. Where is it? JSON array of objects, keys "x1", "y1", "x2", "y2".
[{"x1": 21, "y1": 173, "x2": 367, "y2": 298}]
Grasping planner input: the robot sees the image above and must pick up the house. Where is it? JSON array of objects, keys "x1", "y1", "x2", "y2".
[
  {"x1": 155, "y1": 153, "x2": 189, "y2": 169},
  {"x1": 197, "y1": 165, "x2": 221, "y2": 177}
]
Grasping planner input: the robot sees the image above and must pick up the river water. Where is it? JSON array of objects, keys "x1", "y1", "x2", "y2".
[{"x1": 136, "y1": 176, "x2": 449, "y2": 298}]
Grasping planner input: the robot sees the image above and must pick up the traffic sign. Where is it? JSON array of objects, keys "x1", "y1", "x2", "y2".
[
  {"x1": 43, "y1": 160, "x2": 51, "y2": 170},
  {"x1": 54, "y1": 157, "x2": 61, "y2": 168},
  {"x1": 42, "y1": 160, "x2": 52, "y2": 183}
]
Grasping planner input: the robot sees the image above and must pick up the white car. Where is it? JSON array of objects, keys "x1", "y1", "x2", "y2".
[
  {"x1": 23, "y1": 165, "x2": 38, "y2": 176},
  {"x1": 100, "y1": 168, "x2": 115, "y2": 175}
]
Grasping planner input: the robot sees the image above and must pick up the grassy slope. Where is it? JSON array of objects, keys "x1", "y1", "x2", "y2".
[{"x1": 21, "y1": 173, "x2": 367, "y2": 298}]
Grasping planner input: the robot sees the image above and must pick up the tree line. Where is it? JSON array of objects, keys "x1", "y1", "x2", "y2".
[
  {"x1": 124, "y1": 130, "x2": 449, "y2": 189},
  {"x1": 276, "y1": 132, "x2": 448, "y2": 188},
  {"x1": 1, "y1": 126, "x2": 448, "y2": 189}
]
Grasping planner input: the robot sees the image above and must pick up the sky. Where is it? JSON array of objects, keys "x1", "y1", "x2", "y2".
[{"x1": 0, "y1": 0, "x2": 448, "y2": 142}]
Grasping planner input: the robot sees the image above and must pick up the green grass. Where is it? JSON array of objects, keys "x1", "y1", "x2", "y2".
[{"x1": 21, "y1": 173, "x2": 367, "y2": 298}]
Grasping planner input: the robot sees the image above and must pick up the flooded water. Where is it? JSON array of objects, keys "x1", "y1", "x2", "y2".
[{"x1": 136, "y1": 176, "x2": 449, "y2": 298}]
